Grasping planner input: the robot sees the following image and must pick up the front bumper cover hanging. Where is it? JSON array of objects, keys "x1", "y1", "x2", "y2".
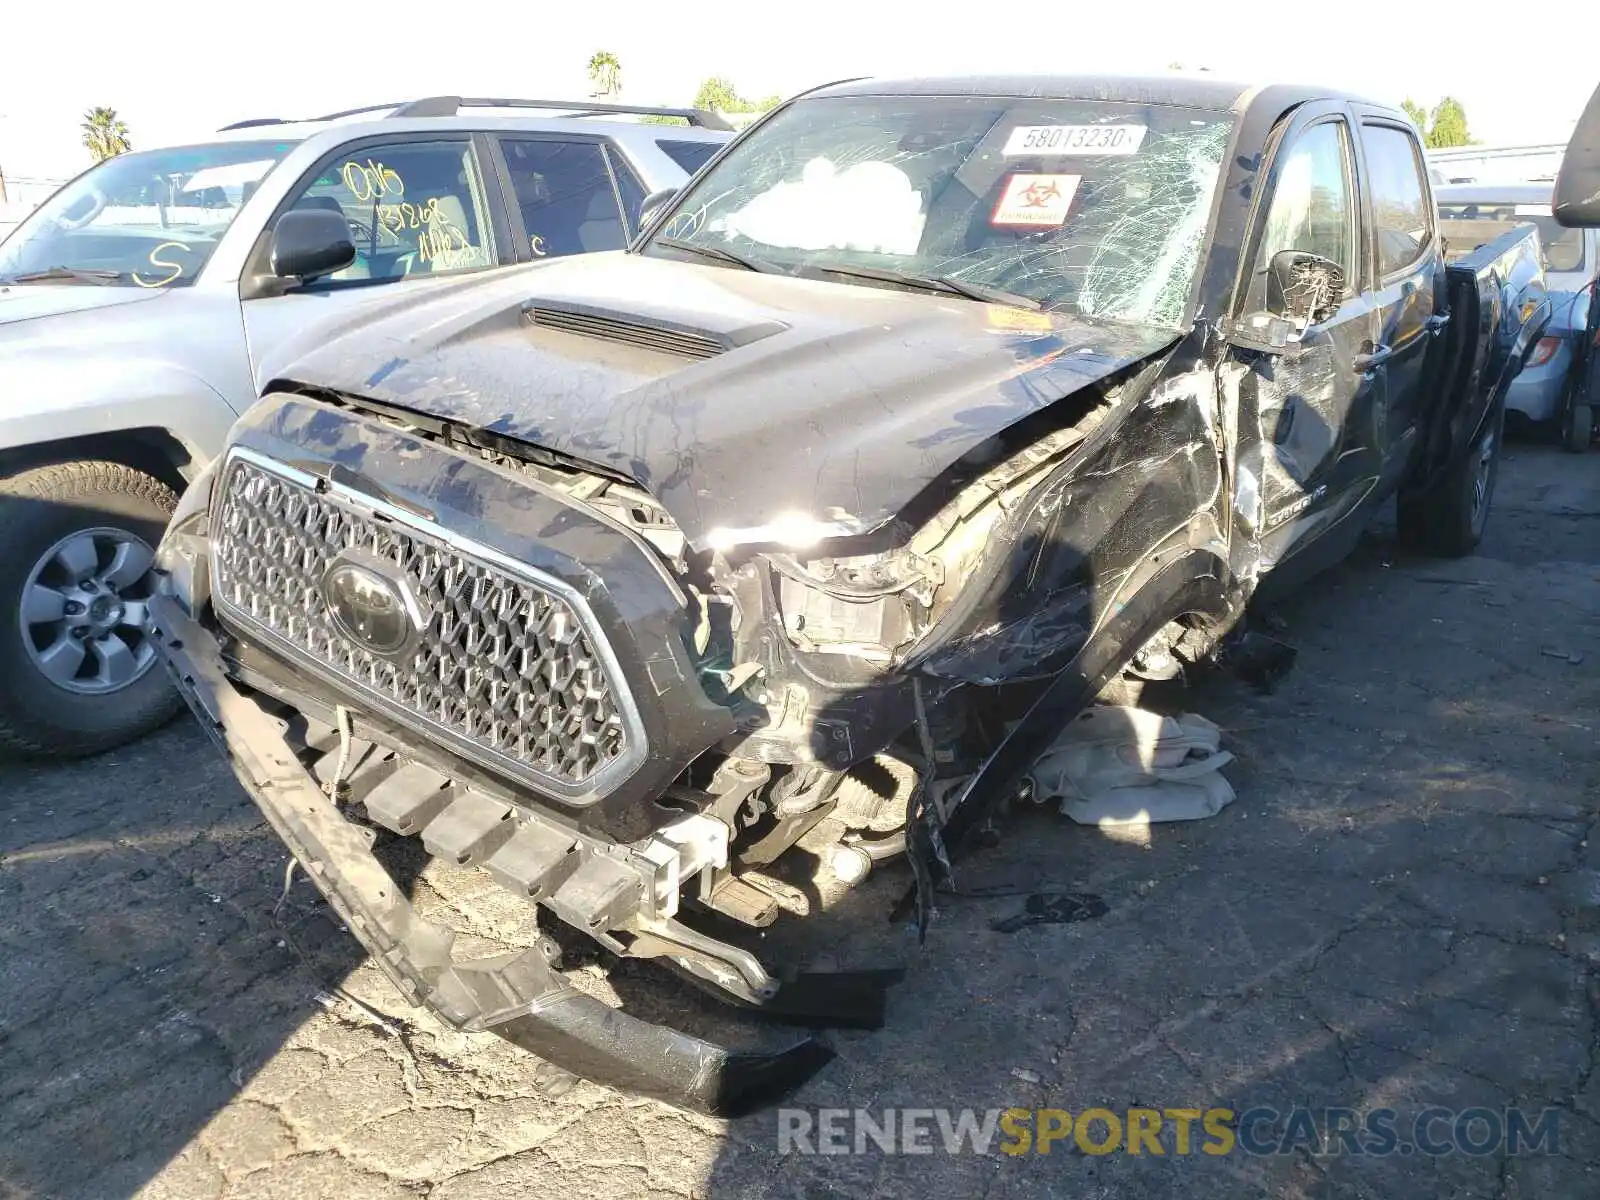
[{"x1": 148, "y1": 594, "x2": 836, "y2": 1117}]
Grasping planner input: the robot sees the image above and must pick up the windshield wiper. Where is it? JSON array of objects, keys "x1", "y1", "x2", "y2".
[
  {"x1": 2, "y1": 266, "x2": 126, "y2": 286},
  {"x1": 653, "y1": 237, "x2": 775, "y2": 274},
  {"x1": 806, "y1": 263, "x2": 1042, "y2": 310}
]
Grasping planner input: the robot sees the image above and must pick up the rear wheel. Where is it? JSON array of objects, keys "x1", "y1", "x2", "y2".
[
  {"x1": 1562, "y1": 399, "x2": 1593, "y2": 453},
  {"x1": 0, "y1": 461, "x2": 182, "y2": 757},
  {"x1": 1397, "y1": 399, "x2": 1504, "y2": 557}
]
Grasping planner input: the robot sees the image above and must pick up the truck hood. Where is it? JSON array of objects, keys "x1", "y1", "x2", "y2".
[
  {"x1": 276, "y1": 252, "x2": 1176, "y2": 547},
  {"x1": 0, "y1": 283, "x2": 163, "y2": 328}
]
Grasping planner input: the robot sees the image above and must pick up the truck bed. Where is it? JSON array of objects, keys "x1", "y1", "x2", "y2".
[
  {"x1": 1410, "y1": 222, "x2": 1549, "y2": 491},
  {"x1": 1439, "y1": 217, "x2": 1540, "y2": 265}
]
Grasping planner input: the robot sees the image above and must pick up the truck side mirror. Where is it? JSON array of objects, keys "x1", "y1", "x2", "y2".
[
  {"x1": 637, "y1": 187, "x2": 680, "y2": 232},
  {"x1": 1267, "y1": 250, "x2": 1346, "y2": 327},
  {"x1": 270, "y1": 210, "x2": 356, "y2": 283},
  {"x1": 1228, "y1": 310, "x2": 1300, "y2": 354},
  {"x1": 1554, "y1": 81, "x2": 1600, "y2": 227},
  {"x1": 1227, "y1": 250, "x2": 1346, "y2": 355}
]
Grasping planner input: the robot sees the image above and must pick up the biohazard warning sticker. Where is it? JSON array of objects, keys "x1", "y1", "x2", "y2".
[{"x1": 991, "y1": 174, "x2": 1080, "y2": 228}]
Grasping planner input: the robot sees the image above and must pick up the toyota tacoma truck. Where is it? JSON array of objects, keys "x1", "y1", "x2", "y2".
[{"x1": 149, "y1": 74, "x2": 1547, "y2": 1115}]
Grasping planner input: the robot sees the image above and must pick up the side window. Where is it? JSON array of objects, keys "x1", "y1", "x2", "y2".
[
  {"x1": 605, "y1": 148, "x2": 647, "y2": 235},
  {"x1": 283, "y1": 140, "x2": 494, "y2": 283},
  {"x1": 656, "y1": 139, "x2": 721, "y2": 176},
  {"x1": 499, "y1": 139, "x2": 625, "y2": 257},
  {"x1": 1249, "y1": 121, "x2": 1356, "y2": 311},
  {"x1": 1361, "y1": 124, "x2": 1433, "y2": 275}
]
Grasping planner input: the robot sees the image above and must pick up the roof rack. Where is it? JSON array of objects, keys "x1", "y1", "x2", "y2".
[
  {"x1": 312, "y1": 102, "x2": 415, "y2": 122},
  {"x1": 217, "y1": 97, "x2": 734, "y2": 133},
  {"x1": 216, "y1": 117, "x2": 293, "y2": 131},
  {"x1": 389, "y1": 96, "x2": 733, "y2": 130},
  {"x1": 217, "y1": 103, "x2": 408, "y2": 131}
]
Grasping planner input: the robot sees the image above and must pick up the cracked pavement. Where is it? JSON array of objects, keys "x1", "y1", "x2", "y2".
[{"x1": 2, "y1": 444, "x2": 1597, "y2": 1199}]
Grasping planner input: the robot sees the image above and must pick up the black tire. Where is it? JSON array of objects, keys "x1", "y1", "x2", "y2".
[
  {"x1": 1562, "y1": 400, "x2": 1593, "y2": 453},
  {"x1": 1397, "y1": 399, "x2": 1505, "y2": 558},
  {"x1": 0, "y1": 461, "x2": 182, "y2": 758}
]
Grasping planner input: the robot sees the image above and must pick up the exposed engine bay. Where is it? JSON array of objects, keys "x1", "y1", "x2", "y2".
[{"x1": 262, "y1": 371, "x2": 1139, "y2": 925}]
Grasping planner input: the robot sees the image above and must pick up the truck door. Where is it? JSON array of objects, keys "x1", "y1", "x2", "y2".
[
  {"x1": 1234, "y1": 105, "x2": 1379, "y2": 560},
  {"x1": 1351, "y1": 116, "x2": 1442, "y2": 486}
]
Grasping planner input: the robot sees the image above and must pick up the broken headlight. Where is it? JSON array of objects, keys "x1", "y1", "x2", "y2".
[{"x1": 767, "y1": 547, "x2": 941, "y2": 663}]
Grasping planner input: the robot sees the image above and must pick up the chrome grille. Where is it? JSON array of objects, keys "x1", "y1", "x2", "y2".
[{"x1": 210, "y1": 451, "x2": 639, "y2": 796}]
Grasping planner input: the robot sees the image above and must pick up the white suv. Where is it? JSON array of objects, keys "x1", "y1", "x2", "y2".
[{"x1": 0, "y1": 96, "x2": 731, "y2": 756}]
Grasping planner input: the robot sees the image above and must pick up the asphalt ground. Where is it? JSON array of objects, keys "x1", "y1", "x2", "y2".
[{"x1": 2, "y1": 443, "x2": 1597, "y2": 1199}]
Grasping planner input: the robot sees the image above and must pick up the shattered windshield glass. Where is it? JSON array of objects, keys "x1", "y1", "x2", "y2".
[
  {"x1": 642, "y1": 93, "x2": 1235, "y2": 330},
  {"x1": 0, "y1": 140, "x2": 296, "y2": 287}
]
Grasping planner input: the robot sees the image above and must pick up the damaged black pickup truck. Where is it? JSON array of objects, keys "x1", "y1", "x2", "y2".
[{"x1": 148, "y1": 75, "x2": 1548, "y2": 1115}]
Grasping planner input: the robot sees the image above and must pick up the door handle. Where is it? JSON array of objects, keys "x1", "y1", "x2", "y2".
[
  {"x1": 1354, "y1": 344, "x2": 1393, "y2": 374},
  {"x1": 1273, "y1": 402, "x2": 1295, "y2": 445}
]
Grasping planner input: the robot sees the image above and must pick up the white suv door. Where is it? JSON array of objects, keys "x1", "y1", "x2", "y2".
[{"x1": 239, "y1": 135, "x2": 505, "y2": 376}]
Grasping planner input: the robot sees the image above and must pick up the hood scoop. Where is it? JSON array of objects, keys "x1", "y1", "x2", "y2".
[{"x1": 521, "y1": 298, "x2": 785, "y2": 361}]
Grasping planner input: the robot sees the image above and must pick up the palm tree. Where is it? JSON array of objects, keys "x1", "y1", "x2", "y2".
[
  {"x1": 82, "y1": 107, "x2": 131, "y2": 163},
  {"x1": 587, "y1": 51, "x2": 621, "y2": 99}
]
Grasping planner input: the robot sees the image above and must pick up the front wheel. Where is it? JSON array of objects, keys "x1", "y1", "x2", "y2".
[
  {"x1": 1397, "y1": 400, "x2": 1504, "y2": 558},
  {"x1": 0, "y1": 461, "x2": 182, "y2": 758}
]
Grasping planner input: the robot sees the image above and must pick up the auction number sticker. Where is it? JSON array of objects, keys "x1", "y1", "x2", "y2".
[
  {"x1": 991, "y1": 174, "x2": 1081, "y2": 227},
  {"x1": 1002, "y1": 124, "x2": 1147, "y2": 156}
]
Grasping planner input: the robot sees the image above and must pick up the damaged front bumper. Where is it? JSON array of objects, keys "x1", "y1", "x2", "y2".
[{"x1": 147, "y1": 592, "x2": 837, "y2": 1117}]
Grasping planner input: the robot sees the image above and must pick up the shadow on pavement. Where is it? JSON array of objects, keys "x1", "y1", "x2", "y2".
[{"x1": 0, "y1": 724, "x2": 367, "y2": 1198}]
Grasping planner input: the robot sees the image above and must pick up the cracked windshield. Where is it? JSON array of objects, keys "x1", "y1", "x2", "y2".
[
  {"x1": 0, "y1": 140, "x2": 295, "y2": 286},
  {"x1": 647, "y1": 94, "x2": 1234, "y2": 330}
]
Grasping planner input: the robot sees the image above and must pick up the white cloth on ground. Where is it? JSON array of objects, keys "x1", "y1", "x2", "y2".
[{"x1": 1029, "y1": 704, "x2": 1236, "y2": 829}]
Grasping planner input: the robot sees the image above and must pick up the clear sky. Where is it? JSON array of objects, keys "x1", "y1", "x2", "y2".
[{"x1": 2, "y1": 0, "x2": 1595, "y2": 185}]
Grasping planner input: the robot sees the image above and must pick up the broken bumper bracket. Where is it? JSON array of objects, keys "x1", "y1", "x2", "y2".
[{"x1": 148, "y1": 595, "x2": 835, "y2": 1117}]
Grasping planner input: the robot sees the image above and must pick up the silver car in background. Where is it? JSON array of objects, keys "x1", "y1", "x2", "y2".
[
  {"x1": 0, "y1": 97, "x2": 732, "y2": 758},
  {"x1": 1439, "y1": 183, "x2": 1600, "y2": 448}
]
